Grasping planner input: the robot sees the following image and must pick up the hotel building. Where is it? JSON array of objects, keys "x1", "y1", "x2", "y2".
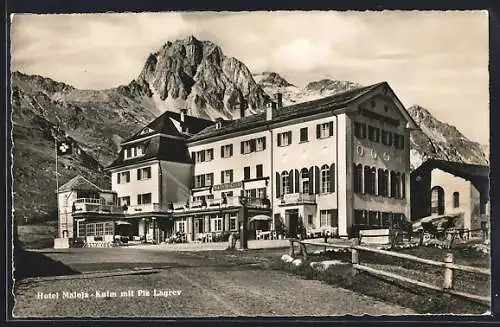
[{"x1": 61, "y1": 82, "x2": 419, "y2": 245}]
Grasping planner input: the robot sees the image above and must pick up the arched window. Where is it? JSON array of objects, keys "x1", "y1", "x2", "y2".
[
  {"x1": 431, "y1": 186, "x2": 445, "y2": 215},
  {"x1": 377, "y1": 169, "x2": 385, "y2": 196},
  {"x1": 353, "y1": 164, "x2": 363, "y2": 193},
  {"x1": 282, "y1": 171, "x2": 290, "y2": 195},
  {"x1": 453, "y1": 192, "x2": 460, "y2": 208},
  {"x1": 364, "y1": 166, "x2": 371, "y2": 194},
  {"x1": 321, "y1": 165, "x2": 331, "y2": 193},
  {"x1": 301, "y1": 168, "x2": 309, "y2": 194}
]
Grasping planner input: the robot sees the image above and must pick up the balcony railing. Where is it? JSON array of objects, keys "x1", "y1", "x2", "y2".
[
  {"x1": 125, "y1": 203, "x2": 172, "y2": 213},
  {"x1": 73, "y1": 202, "x2": 124, "y2": 214},
  {"x1": 171, "y1": 196, "x2": 270, "y2": 213},
  {"x1": 280, "y1": 193, "x2": 317, "y2": 205}
]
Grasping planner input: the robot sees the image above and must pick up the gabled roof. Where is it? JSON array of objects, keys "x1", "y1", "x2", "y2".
[
  {"x1": 124, "y1": 110, "x2": 213, "y2": 143},
  {"x1": 58, "y1": 175, "x2": 103, "y2": 193},
  {"x1": 411, "y1": 159, "x2": 490, "y2": 180},
  {"x1": 188, "y1": 82, "x2": 414, "y2": 142}
]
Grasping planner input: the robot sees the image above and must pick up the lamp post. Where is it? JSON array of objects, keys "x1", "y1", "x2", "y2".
[{"x1": 239, "y1": 195, "x2": 248, "y2": 250}]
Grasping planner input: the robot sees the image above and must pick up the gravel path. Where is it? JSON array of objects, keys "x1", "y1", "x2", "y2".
[{"x1": 13, "y1": 248, "x2": 415, "y2": 317}]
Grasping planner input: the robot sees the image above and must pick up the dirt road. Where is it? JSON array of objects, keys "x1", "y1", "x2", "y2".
[{"x1": 13, "y1": 248, "x2": 415, "y2": 317}]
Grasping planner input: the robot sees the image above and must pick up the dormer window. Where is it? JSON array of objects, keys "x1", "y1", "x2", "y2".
[
  {"x1": 124, "y1": 144, "x2": 146, "y2": 160},
  {"x1": 140, "y1": 127, "x2": 154, "y2": 135},
  {"x1": 215, "y1": 121, "x2": 222, "y2": 130}
]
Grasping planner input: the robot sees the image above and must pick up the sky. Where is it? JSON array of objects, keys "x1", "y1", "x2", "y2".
[{"x1": 10, "y1": 11, "x2": 489, "y2": 145}]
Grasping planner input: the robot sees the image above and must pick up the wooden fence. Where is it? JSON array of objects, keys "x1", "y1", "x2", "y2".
[{"x1": 288, "y1": 238, "x2": 490, "y2": 305}]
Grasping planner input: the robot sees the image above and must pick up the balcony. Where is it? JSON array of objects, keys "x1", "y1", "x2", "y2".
[
  {"x1": 73, "y1": 199, "x2": 124, "y2": 215},
  {"x1": 279, "y1": 193, "x2": 317, "y2": 206},
  {"x1": 170, "y1": 196, "x2": 270, "y2": 213},
  {"x1": 125, "y1": 203, "x2": 172, "y2": 214}
]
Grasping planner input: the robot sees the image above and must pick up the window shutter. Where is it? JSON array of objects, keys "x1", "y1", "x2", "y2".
[
  {"x1": 316, "y1": 125, "x2": 321, "y2": 138},
  {"x1": 329, "y1": 122, "x2": 334, "y2": 137},
  {"x1": 288, "y1": 131, "x2": 292, "y2": 144},
  {"x1": 275, "y1": 172, "x2": 281, "y2": 198},
  {"x1": 294, "y1": 169, "x2": 300, "y2": 194},
  {"x1": 221, "y1": 146, "x2": 224, "y2": 158},
  {"x1": 262, "y1": 137, "x2": 266, "y2": 150},
  {"x1": 137, "y1": 195, "x2": 141, "y2": 205},
  {"x1": 309, "y1": 167, "x2": 314, "y2": 195},
  {"x1": 289, "y1": 170, "x2": 294, "y2": 193},
  {"x1": 221, "y1": 171, "x2": 224, "y2": 184},
  {"x1": 241, "y1": 141, "x2": 244, "y2": 154},
  {"x1": 230, "y1": 145, "x2": 233, "y2": 156},
  {"x1": 251, "y1": 139, "x2": 256, "y2": 152},
  {"x1": 277, "y1": 134, "x2": 281, "y2": 147},
  {"x1": 136, "y1": 169, "x2": 141, "y2": 180},
  {"x1": 402, "y1": 173, "x2": 406, "y2": 199},
  {"x1": 361, "y1": 124, "x2": 366, "y2": 138},
  {"x1": 330, "y1": 164, "x2": 335, "y2": 193},
  {"x1": 314, "y1": 166, "x2": 320, "y2": 194},
  {"x1": 117, "y1": 173, "x2": 120, "y2": 184}
]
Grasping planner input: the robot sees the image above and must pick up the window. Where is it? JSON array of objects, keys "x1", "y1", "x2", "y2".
[
  {"x1": 245, "y1": 189, "x2": 257, "y2": 199},
  {"x1": 244, "y1": 166, "x2": 251, "y2": 180},
  {"x1": 381, "y1": 130, "x2": 392, "y2": 146},
  {"x1": 321, "y1": 165, "x2": 331, "y2": 193},
  {"x1": 363, "y1": 166, "x2": 376, "y2": 195},
  {"x1": 176, "y1": 219, "x2": 186, "y2": 233},
  {"x1": 206, "y1": 149, "x2": 214, "y2": 161},
  {"x1": 221, "y1": 144, "x2": 233, "y2": 158},
  {"x1": 119, "y1": 196, "x2": 130, "y2": 206},
  {"x1": 117, "y1": 171, "x2": 130, "y2": 184},
  {"x1": 257, "y1": 188, "x2": 267, "y2": 199},
  {"x1": 277, "y1": 131, "x2": 292, "y2": 146},
  {"x1": 104, "y1": 222, "x2": 114, "y2": 235},
  {"x1": 241, "y1": 137, "x2": 266, "y2": 154},
  {"x1": 300, "y1": 127, "x2": 308, "y2": 142},
  {"x1": 301, "y1": 168, "x2": 310, "y2": 194},
  {"x1": 77, "y1": 221, "x2": 85, "y2": 237},
  {"x1": 212, "y1": 216, "x2": 223, "y2": 232},
  {"x1": 354, "y1": 122, "x2": 367, "y2": 139},
  {"x1": 125, "y1": 145, "x2": 145, "y2": 159},
  {"x1": 221, "y1": 169, "x2": 234, "y2": 184},
  {"x1": 354, "y1": 210, "x2": 367, "y2": 225},
  {"x1": 282, "y1": 171, "x2": 290, "y2": 195},
  {"x1": 256, "y1": 164, "x2": 263, "y2": 178},
  {"x1": 378, "y1": 169, "x2": 389, "y2": 197},
  {"x1": 137, "y1": 167, "x2": 152, "y2": 180},
  {"x1": 307, "y1": 214, "x2": 313, "y2": 225},
  {"x1": 195, "y1": 151, "x2": 205, "y2": 163},
  {"x1": 381, "y1": 212, "x2": 392, "y2": 228},
  {"x1": 195, "y1": 149, "x2": 213, "y2": 162},
  {"x1": 320, "y1": 210, "x2": 338, "y2": 227},
  {"x1": 205, "y1": 173, "x2": 213, "y2": 186},
  {"x1": 368, "y1": 211, "x2": 380, "y2": 227},
  {"x1": 317, "y1": 121, "x2": 334, "y2": 139},
  {"x1": 353, "y1": 164, "x2": 363, "y2": 193},
  {"x1": 242, "y1": 140, "x2": 254, "y2": 154},
  {"x1": 453, "y1": 192, "x2": 460, "y2": 208},
  {"x1": 368, "y1": 126, "x2": 380, "y2": 142},
  {"x1": 86, "y1": 223, "x2": 95, "y2": 236},
  {"x1": 256, "y1": 137, "x2": 266, "y2": 152},
  {"x1": 194, "y1": 175, "x2": 204, "y2": 188},
  {"x1": 431, "y1": 186, "x2": 445, "y2": 215},
  {"x1": 137, "y1": 193, "x2": 152, "y2": 205},
  {"x1": 393, "y1": 134, "x2": 405, "y2": 150},
  {"x1": 229, "y1": 215, "x2": 237, "y2": 231}
]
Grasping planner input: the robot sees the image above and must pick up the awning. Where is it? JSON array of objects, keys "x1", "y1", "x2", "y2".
[
  {"x1": 115, "y1": 221, "x2": 132, "y2": 225},
  {"x1": 249, "y1": 215, "x2": 272, "y2": 222}
]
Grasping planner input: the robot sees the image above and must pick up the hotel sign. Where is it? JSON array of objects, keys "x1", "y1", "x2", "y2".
[{"x1": 213, "y1": 181, "x2": 242, "y2": 191}]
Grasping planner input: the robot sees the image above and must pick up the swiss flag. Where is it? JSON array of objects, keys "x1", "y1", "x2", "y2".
[{"x1": 57, "y1": 140, "x2": 73, "y2": 156}]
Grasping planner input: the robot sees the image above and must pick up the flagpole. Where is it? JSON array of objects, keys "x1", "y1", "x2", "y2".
[{"x1": 55, "y1": 134, "x2": 60, "y2": 238}]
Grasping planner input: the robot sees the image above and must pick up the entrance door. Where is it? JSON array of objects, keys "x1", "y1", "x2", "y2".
[{"x1": 286, "y1": 209, "x2": 299, "y2": 238}]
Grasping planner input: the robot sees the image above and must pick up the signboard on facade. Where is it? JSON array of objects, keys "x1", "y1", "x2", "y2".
[{"x1": 212, "y1": 181, "x2": 243, "y2": 191}]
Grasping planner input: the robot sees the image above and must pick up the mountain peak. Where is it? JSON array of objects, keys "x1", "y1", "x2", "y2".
[
  {"x1": 254, "y1": 71, "x2": 294, "y2": 88},
  {"x1": 305, "y1": 79, "x2": 362, "y2": 93}
]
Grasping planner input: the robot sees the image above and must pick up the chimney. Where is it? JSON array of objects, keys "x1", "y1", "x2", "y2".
[
  {"x1": 180, "y1": 109, "x2": 188, "y2": 133},
  {"x1": 266, "y1": 102, "x2": 276, "y2": 121},
  {"x1": 180, "y1": 109, "x2": 187, "y2": 123},
  {"x1": 274, "y1": 93, "x2": 283, "y2": 108}
]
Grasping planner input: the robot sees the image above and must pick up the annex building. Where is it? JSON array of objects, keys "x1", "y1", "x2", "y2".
[{"x1": 58, "y1": 82, "x2": 419, "y2": 246}]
